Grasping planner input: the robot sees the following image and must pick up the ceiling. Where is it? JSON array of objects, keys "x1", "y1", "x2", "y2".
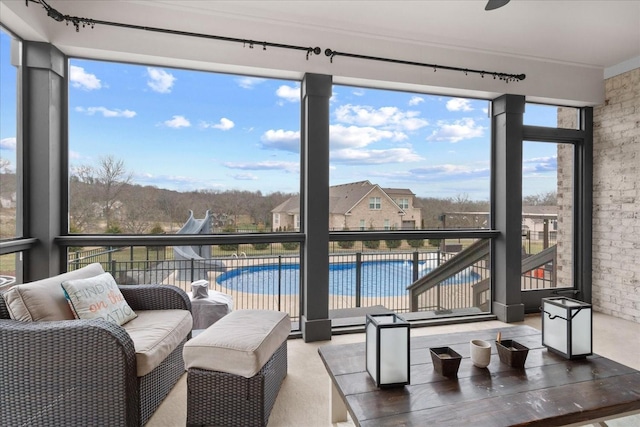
[{"x1": 1, "y1": 0, "x2": 639, "y2": 105}]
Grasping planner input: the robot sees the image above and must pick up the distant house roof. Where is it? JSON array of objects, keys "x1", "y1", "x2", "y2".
[{"x1": 272, "y1": 180, "x2": 415, "y2": 215}]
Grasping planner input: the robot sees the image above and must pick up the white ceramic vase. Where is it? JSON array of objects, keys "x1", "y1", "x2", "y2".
[{"x1": 470, "y1": 339, "x2": 492, "y2": 368}]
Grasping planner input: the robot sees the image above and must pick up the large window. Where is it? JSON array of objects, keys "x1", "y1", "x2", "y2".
[
  {"x1": 329, "y1": 85, "x2": 491, "y2": 231},
  {"x1": 68, "y1": 59, "x2": 301, "y2": 235}
]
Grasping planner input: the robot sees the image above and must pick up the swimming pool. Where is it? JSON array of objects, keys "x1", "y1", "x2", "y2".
[{"x1": 215, "y1": 260, "x2": 480, "y2": 297}]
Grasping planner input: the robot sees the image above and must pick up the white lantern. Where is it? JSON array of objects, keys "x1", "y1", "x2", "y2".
[
  {"x1": 541, "y1": 297, "x2": 592, "y2": 359},
  {"x1": 365, "y1": 314, "x2": 410, "y2": 388}
]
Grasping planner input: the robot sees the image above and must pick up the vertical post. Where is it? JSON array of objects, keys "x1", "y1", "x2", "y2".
[
  {"x1": 278, "y1": 255, "x2": 282, "y2": 311},
  {"x1": 491, "y1": 95, "x2": 525, "y2": 322},
  {"x1": 21, "y1": 42, "x2": 67, "y2": 280},
  {"x1": 300, "y1": 73, "x2": 332, "y2": 342},
  {"x1": 355, "y1": 252, "x2": 362, "y2": 308}
]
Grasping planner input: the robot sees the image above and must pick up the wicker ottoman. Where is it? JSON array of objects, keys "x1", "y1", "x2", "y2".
[{"x1": 183, "y1": 310, "x2": 290, "y2": 427}]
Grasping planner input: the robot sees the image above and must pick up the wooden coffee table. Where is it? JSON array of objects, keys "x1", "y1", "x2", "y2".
[{"x1": 318, "y1": 325, "x2": 640, "y2": 426}]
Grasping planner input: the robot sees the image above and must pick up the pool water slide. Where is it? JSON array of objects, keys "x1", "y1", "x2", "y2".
[{"x1": 174, "y1": 210, "x2": 226, "y2": 280}]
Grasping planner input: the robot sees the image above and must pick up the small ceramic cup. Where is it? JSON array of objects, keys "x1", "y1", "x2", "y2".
[{"x1": 470, "y1": 339, "x2": 492, "y2": 368}]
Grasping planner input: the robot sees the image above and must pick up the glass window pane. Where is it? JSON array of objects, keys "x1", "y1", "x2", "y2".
[
  {"x1": 330, "y1": 86, "x2": 491, "y2": 230},
  {"x1": 522, "y1": 140, "x2": 574, "y2": 290},
  {"x1": 68, "y1": 59, "x2": 300, "y2": 234},
  {"x1": 524, "y1": 103, "x2": 580, "y2": 130},
  {"x1": 0, "y1": 28, "x2": 18, "y2": 239}
]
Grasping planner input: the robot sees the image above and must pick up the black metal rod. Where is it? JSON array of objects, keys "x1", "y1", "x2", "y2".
[
  {"x1": 324, "y1": 48, "x2": 525, "y2": 82},
  {"x1": 27, "y1": 0, "x2": 321, "y2": 58}
]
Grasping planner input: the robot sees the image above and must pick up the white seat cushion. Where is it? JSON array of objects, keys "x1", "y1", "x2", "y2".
[
  {"x1": 183, "y1": 309, "x2": 290, "y2": 378},
  {"x1": 123, "y1": 309, "x2": 193, "y2": 376}
]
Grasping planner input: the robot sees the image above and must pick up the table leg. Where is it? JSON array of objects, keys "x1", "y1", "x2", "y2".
[{"x1": 330, "y1": 380, "x2": 348, "y2": 423}]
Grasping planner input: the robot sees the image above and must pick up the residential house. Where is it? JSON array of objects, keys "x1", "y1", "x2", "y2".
[{"x1": 271, "y1": 181, "x2": 422, "y2": 231}]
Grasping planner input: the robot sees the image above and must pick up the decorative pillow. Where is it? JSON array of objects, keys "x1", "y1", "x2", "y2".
[
  {"x1": 61, "y1": 272, "x2": 137, "y2": 326},
  {"x1": 1, "y1": 263, "x2": 106, "y2": 322}
]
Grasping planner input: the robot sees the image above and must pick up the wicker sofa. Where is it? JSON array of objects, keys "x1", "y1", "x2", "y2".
[{"x1": 0, "y1": 263, "x2": 193, "y2": 426}]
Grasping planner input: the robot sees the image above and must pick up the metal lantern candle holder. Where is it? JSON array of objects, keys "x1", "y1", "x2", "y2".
[
  {"x1": 541, "y1": 296, "x2": 592, "y2": 359},
  {"x1": 365, "y1": 313, "x2": 410, "y2": 388}
]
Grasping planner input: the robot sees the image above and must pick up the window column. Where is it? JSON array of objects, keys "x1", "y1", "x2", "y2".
[
  {"x1": 21, "y1": 41, "x2": 67, "y2": 280},
  {"x1": 491, "y1": 94, "x2": 525, "y2": 322},
  {"x1": 300, "y1": 73, "x2": 332, "y2": 342}
]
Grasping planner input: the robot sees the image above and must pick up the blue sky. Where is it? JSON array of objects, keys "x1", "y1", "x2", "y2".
[{"x1": 1, "y1": 29, "x2": 560, "y2": 201}]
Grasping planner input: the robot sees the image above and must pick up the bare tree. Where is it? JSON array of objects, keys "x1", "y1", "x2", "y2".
[{"x1": 94, "y1": 156, "x2": 133, "y2": 230}]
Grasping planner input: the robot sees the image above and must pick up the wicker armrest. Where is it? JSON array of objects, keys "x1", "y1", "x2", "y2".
[
  {"x1": 0, "y1": 318, "x2": 139, "y2": 426},
  {"x1": 119, "y1": 284, "x2": 192, "y2": 312}
]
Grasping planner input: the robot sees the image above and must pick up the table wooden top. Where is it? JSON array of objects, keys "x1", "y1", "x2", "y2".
[{"x1": 318, "y1": 325, "x2": 640, "y2": 427}]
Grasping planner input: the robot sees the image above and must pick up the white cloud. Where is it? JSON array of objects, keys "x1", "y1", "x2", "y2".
[
  {"x1": 276, "y1": 85, "x2": 300, "y2": 103},
  {"x1": 223, "y1": 160, "x2": 299, "y2": 173},
  {"x1": 334, "y1": 104, "x2": 428, "y2": 131},
  {"x1": 201, "y1": 118, "x2": 235, "y2": 131},
  {"x1": 446, "y1": 98, "x2": 473, "y2": 112},
  {"x1": 163, "y1": 115, "x2": 191, "y2": 128},
  {"x1": 236, "y1": 77, "x2": 267, "y2": 89},
  {"x1": 330, "y1": 124, "x2": 397, "y2": 149},
  {"x1": 0, "y1": 137, "x2": 17, "y2": 150},
  {"x1": 352, "y1": 89, "x2": 365, "y2": 97},
  {"x1": 408, "y1": 164, "x2": 490, "y2": 181},
  {"x1": 331, "y1": 147, "x2": 423, "y2": 165},
  {"x1": 69, "y1": 150, "x2": 81, "y2": 160},
  {"x1": 260, "y1": 129, "x2": 300, "y2": 152},
  {"x1": 69, "y1": 65, "x2": 102, "y2": 90},
  {"x1": 409, "y1": 96, "x2": 424, "y2": 106},
  {"x1": 232, "y1": 173, "x2": 259, "y2": 180},
  {"x1": 75, "y1": 106, "x2": 136, "y2": 118},
  {"x1": 427, "y1": 118, "x2": 485, "y2": 143},
  {"x1": 147, "y1": 68, "x2": 176, "y2": 93}
]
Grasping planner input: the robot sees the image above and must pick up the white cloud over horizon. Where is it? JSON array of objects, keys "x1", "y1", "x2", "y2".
[
  {"x1": 223, "y1": 160, "x2": 299, "y2": 174},
  {"x1": 409, "y1": 96, "x2": 424, "y2": 106},
  {"x1": 334, "y1": 104, "x2": 428, "y2": 132},
  {"x1": 427, "y1": 118, "x2": 485, "y2": 143},
  {"x1": 147, "y1": 68, "x2": 176, "y2": 93},
  {"x1": 0, "y1": 137, "x2": 16, "y2": 150},
  {"x1": 69, "y1": 65, "x2": 102, "y2": 91},
  {"x1": 446, "y1": 98, "x2": 473, "y2": 112},
  {"x1": 331, "y1": 147, "x2": 423, "y2": 165},
  {"x1": 276, "y1": 85, "x2": 300, "y2": 103},
  {"x1": 75, "y1": 106, "x2": 137, "y2": 118},
  {"x1": 201, "y1": 118, "x2": 235, "y2": 131},
  {"x1": 236, "y1": 77, "x2": 267, "y2": 89},
  {"x1": 260, "y1": 129, "x2": 300, "y2": 152},
  {"x1": 163, "y1": 115, "x2": 191, "y2": 128}
]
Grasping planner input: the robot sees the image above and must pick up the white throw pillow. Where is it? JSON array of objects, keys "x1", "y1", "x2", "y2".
[{"x1": 61, "y1": 272, "x2": 137, "y2": 326}]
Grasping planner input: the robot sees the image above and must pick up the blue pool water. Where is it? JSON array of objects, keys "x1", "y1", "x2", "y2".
[{"x1": 215, "y1": 260, "x2": 480, "y2": 296}]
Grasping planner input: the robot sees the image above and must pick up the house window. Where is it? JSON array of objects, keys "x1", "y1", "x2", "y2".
[
  {"x1": 396, "y1": 198, "x2": 409, "y2": 209},
  {"x1": 384, "y1": 219, "x2": 390, "y2": 230},
  {"x1": 274, "y1": 213, "x2": 280, "y2": 225},
  {"x1": 295, "y1": 214, "x2": 300, "y2": 231},
  {"x1": 359, "y1": 219, "x2": 365, "y2": 230},
  {"x1": 369, "y1": 197, "x2": 381, "y2": 210}
]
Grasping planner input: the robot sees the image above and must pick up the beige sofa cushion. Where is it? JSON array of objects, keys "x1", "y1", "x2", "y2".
[
  {"x1": 123, "y1": 309, "x2": 193, "y2": 377},
  {"x1": 1, "y1": 263, "x2": 105, "y2": 322},
  {"x1": 183, "y1": 309, "x2": 290, "y2": 378}
]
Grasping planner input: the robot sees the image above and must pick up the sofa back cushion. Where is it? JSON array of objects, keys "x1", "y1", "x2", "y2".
[{"x1": 1, "y1": 263, "x2": 105, "y2": 321}]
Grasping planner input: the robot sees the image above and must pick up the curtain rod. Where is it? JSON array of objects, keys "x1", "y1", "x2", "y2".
[
  {"x1": 324, "y1": 49, "x2": 525, "y2": 83},
  {"x1": 27, "y1": 0, "x2": 525, "y2": 82},
  {"x1": 26, "y1": 0, "x2": 321, "y2": 59}
]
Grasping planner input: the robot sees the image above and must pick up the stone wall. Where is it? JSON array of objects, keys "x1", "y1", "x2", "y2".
[{"x1": 590, "y1": 68, "x2": 640, "y2": 322}]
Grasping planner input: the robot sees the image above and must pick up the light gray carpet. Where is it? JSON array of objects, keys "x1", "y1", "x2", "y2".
[{"x1": 147, "y1": 313, "x2": 640, "y2": 427}]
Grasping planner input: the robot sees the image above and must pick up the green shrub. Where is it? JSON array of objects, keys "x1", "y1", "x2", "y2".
[
  {"x1": 252, "y1": 242, "x2": 269, "y2": 250},
  {"x1": 281, "y1": 241, "x2": 300, "y2": 250},
  {"x1": 338, "y1": 240, "x2": 355, "y2": 249},
  {"x1": 220, "y1": 243, "x2": 239, "y2": 252},
  {"x1": 385, "y1": 239, "x2": 402, "y2": 249},
  {"x1": 428, "y1": 239, "x2": 441, "y2": 247},
  {"x1": 363, "y1": 239, "x2": 380, "y2": 249},
  {"x1": 407, "y1": 239, "x2": 424, "y2": 248}
]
